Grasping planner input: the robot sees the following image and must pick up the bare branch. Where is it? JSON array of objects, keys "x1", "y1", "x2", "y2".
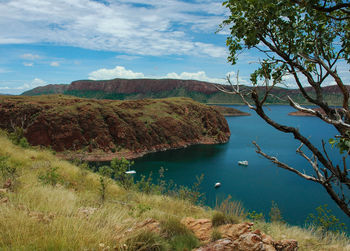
[
  {"x1": 288, "y1": 97, "x2": 350, "y2": 129},
  {"x1": 296, "y1": 143, "x2": 325, "y2": 182},
  {"x1": 253, "y1": 141, "x2": 321, "y2": 183}
]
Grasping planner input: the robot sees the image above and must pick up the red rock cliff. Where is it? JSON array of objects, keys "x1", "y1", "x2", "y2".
[{"x1": 0, "y1": 95, "x2": 230, "y2": 161}]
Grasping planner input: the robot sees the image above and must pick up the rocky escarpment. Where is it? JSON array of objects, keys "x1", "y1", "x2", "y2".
[
  {"x1": 0, "y1": 95, "x2": 230, "y2": 161},
  {"x1": 22, "y1": 78, "x2": 350, "y2": 105}
]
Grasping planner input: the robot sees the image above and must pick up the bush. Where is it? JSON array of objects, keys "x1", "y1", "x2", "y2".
[
  {"x1": 9, "y1": 127, "x2": 30, "y2": 148},
  {"x1": 169, "y1": 234, "x2": 199, "y2": 251},
  {"x1": 215, "y1": 195, "x2": 245, "y2": 219},
  {"x1": 247, "y1": 211, "x2": 265, "y2": 222},
  {"x1": 211, "y1": 228, "x2": 222, "y2": 241},
  {"x1": 123, "y1": 231, "x2": 170, "y2": 251},
  {"x1": 175, "y1": 174, "x2": 205, "y2": 205},
  {"x1": 110, "y1": 157, "x2": 134, "y2": 189},
  {"x1": 306, "y1": 204, "x2": 347, "y2": 235},
  {"x1": 212, "y1": 211, "x2": 239, "y2": 227},
  {"x1": 136, "y1": 173, "x2": 155, "y2": 194},
  {"x1": 160, "y1": 217, "x2": 192, "y2": 238},
  {"x1": 160, "y1": 217, "x2": 199, "y2": 250},
  {"x1": 0, "y1": 156, "x2": 17, "y2": 181},
  {"x1": 38, "y1": 166, "x2": 62, "y2": 186},
  {"x1": 269, "y1": 201, "x2": 284, "y2": 223}
]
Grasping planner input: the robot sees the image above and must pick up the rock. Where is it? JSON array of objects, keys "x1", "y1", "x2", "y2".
[
  {"x1": 77, "y1": 207, "x2": 97, "y2": 218},
  {"x1": 125, "y1": 218, "x2": 161, "y2": 235},
  {"x1": 185, "y1": 218, "x2": 297, "y2": 251},
  {"x1": 274, "y1": 239, "x2": 298, "y2": 251},
  {"x1": 217, "y1": 222, "x2": 254, "y2": 241},
  {"x1": 194, "y1": 238, "x2": 235, "y2": 251},
  {"x1": 116, "y1": 218, "x2": 161, "y2": 243},
  {"x1": 181, "y1": 217, "x2": 212, "y2": 242},
  {"x1": 195, "y1": 236, "x2": 277, "y2": 251},
  {"x1": 3, "y1": 178, "x2": 12, "y2": 189},
  {"x1": 0, "y1": 188, "x2": 8, "y2": 194},
  {"x1": 0, "y1": 197, "x2": 8, "y2": 203},
  {"x1": 231, "y1": 232, "x2": 268, "y2": 251},
  {"x1": 28, "y1": 211, "x2": 55, "y2": 223}
]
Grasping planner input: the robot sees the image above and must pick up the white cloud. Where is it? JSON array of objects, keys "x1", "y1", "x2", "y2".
[
  {"x1": 23, "y1": 62, "x2": 33, "y2": 67},
  {"x1": 0, "y1": 0, "x2": 227, "y2": 58},
  {"x1": 20, "y1": 53, "x2": 40, "y2": 60},
  {"x1": 30, "y1": 78, "x2": 47, "y2": 87},
  {"x1": 0, "y1": 78, "x2": 47, "y2": 94},
  {"x1": 88, "y1": 65, "x2": 244, "y2": 85},
  {"x1": 89, "y1": 66, "x2": 145, "y2": 80},
  {"x1": 115, "y1": 55, "x2": 141, "y2": 61},
  {"x1": 165, "y1": 71, "x2": 226, "y2": 84},
  {"x1": 50, "y1": 61, "x2": 60, "y2": 67}
]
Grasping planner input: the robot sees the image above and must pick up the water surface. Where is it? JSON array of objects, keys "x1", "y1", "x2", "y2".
[{"x1": 133, "y1": 105, "x2": 349, "y2": 227}]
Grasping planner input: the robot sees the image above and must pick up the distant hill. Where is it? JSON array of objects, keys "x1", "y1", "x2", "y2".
[{"x1": 22, "y1": 78, "x2": 349, "y2": 105}]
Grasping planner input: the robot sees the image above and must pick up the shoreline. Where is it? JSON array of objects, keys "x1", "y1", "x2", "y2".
[{"x1": 56, "y1": 135, "x2": 230, "y2": 162}]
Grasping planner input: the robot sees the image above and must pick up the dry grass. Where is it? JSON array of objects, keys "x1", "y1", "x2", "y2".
[{"x1": 0, "y1": 132, "x2": 349, "y2": 250}]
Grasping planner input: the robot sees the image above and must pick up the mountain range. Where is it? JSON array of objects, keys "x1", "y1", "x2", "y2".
[{"x1": 22, "y1": 78, "x2": 349, "y2": 105}]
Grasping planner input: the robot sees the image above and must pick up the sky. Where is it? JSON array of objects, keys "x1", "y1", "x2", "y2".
[{"x1": 0, "y1": 0, "x2": 348, "y2": 94}]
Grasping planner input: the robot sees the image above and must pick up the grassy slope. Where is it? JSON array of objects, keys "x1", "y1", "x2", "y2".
[{"x1": 0, "y1": 133, "x2": 349, "y2": 250}]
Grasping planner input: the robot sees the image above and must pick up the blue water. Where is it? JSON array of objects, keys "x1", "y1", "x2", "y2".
[{"x1": 132, "y1": 105, "x2": 350, "y2": 227}]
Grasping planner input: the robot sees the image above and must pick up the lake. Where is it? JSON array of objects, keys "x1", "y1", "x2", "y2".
[{"x1": 132, "y1": 105, "x2": 350, "y2": 227}]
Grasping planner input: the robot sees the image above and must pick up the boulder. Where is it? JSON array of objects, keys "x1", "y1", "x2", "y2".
[{"x1": 181, "y1": 217, "x2": 212, "y2": 242}]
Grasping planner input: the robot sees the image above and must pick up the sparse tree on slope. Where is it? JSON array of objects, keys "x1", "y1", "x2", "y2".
[{"x1": 219, "y1": 0, "x2": 350, "y2": 216}]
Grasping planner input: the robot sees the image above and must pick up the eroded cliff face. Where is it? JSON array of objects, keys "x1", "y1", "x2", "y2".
[
  {"x1": 0, "y1": 95, "x2": 230, "y2": 161},
  {"x1": 68, "y1": 79, "x2": 219, "y2": 95}
]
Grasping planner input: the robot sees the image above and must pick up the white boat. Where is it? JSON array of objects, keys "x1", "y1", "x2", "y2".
[
  {"x1": 238, "y1": 160, "x2": 248, "y2": 166},
  {"x1": 125, "y1": 170, "x2": 136, "y2": 174},
  {"x1": 214, "y1": 182, "x2": 221, "y2": 188}
]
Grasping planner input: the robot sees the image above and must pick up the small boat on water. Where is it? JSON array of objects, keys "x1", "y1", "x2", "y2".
[
  {"x1": 125, "y1": 170, "x2": 136, "y2": 174},
  {"x1": 214, "y1": 182, "x2": 221, "y2": 188},
  {"x1": 238, "y1": 160, "x2": 248, "y2": 166}
]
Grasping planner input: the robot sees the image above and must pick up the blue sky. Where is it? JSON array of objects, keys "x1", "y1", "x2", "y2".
[
  {"x1": 0, "y1": 0, "x2": 348, "y2": 94},
  {"x1": 0, "y1": 0, "x2": 256, "y2": 94}
]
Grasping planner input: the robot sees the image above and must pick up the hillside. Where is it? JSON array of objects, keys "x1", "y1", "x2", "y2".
[
  {"x1": 0, "y1": 132, "x2": 349, "y2": 250},
  {"x1": 22, "y1": 78, "x2": 349, "y2": 105},
  {"x1": 0, "y1": 95, "x2": 230, "y2": 161}
]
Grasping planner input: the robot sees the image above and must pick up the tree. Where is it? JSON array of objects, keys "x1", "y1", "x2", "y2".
[
  {"x1": 220, "y1": 0, "x2": 350, "y2": 217},
  {"x1": 110, "y1": 157, "x2": 134, "y2": 189}
]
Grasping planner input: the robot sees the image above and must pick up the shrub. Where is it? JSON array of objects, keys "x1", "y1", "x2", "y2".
[
  {"x1": 215, "y1": 195, "x2": 245, "y2": 219},
  {"x1": 136, "y1": 173, "x2": 155, "y2": 194},
  {"x1": 123, "y1": 231, "x2": 170, "y2": 251},
  {"x1": 211, "y1": 228, "x2": 222, "y2": 241},
  {"x1": 160, "y1": 217, "x2": 191, "y2": 238},
  {"x1": 0, "y1": 156, "x2": 17, "y2": 181},
  {"x1": 306, "y1": 204, "x2": 347, "y2": 235},
  {"x1": 38, "y1": 166, "x2": 62, "y2": 186},
  {"x1": 98, "y1": 166, "x2": 113, "y2": 202},
  {"x1": 160, "y1": 217, "x2": 199, "y2": 251},
  {"x1": 169, "y1": 234, "x2": 199, "y2": 251},
  {"x1": 211, "y1": 211, "x2": 239, "y2": 227},
  {"x1": 176, "y1": 174, "x2": 205, "y2": 205},
  {"x1": 9, "y1": 127, "x2": 30, "y2": 148},
  {"x1": 269, "y1": 201, "x2": 284, "y2": 223},
  {"x1": 247, "y1": 211, "x2": 265, "y2": 222},
  {"x1": 110, "y1": 157, "x2": 134, "y2": 189}
]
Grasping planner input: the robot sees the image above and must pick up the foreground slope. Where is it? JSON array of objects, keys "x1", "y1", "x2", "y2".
[
  {"x1": 0, "y1": 133, "x2": 349, "y2": 250},
  {"x1": 0, "y1": 95, "x2": 230, "y2": 161}
]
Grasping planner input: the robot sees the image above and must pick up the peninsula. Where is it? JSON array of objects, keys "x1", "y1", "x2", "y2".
[{"x1": 0, "y1": 95, "x2": 231, "y2": 161}]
